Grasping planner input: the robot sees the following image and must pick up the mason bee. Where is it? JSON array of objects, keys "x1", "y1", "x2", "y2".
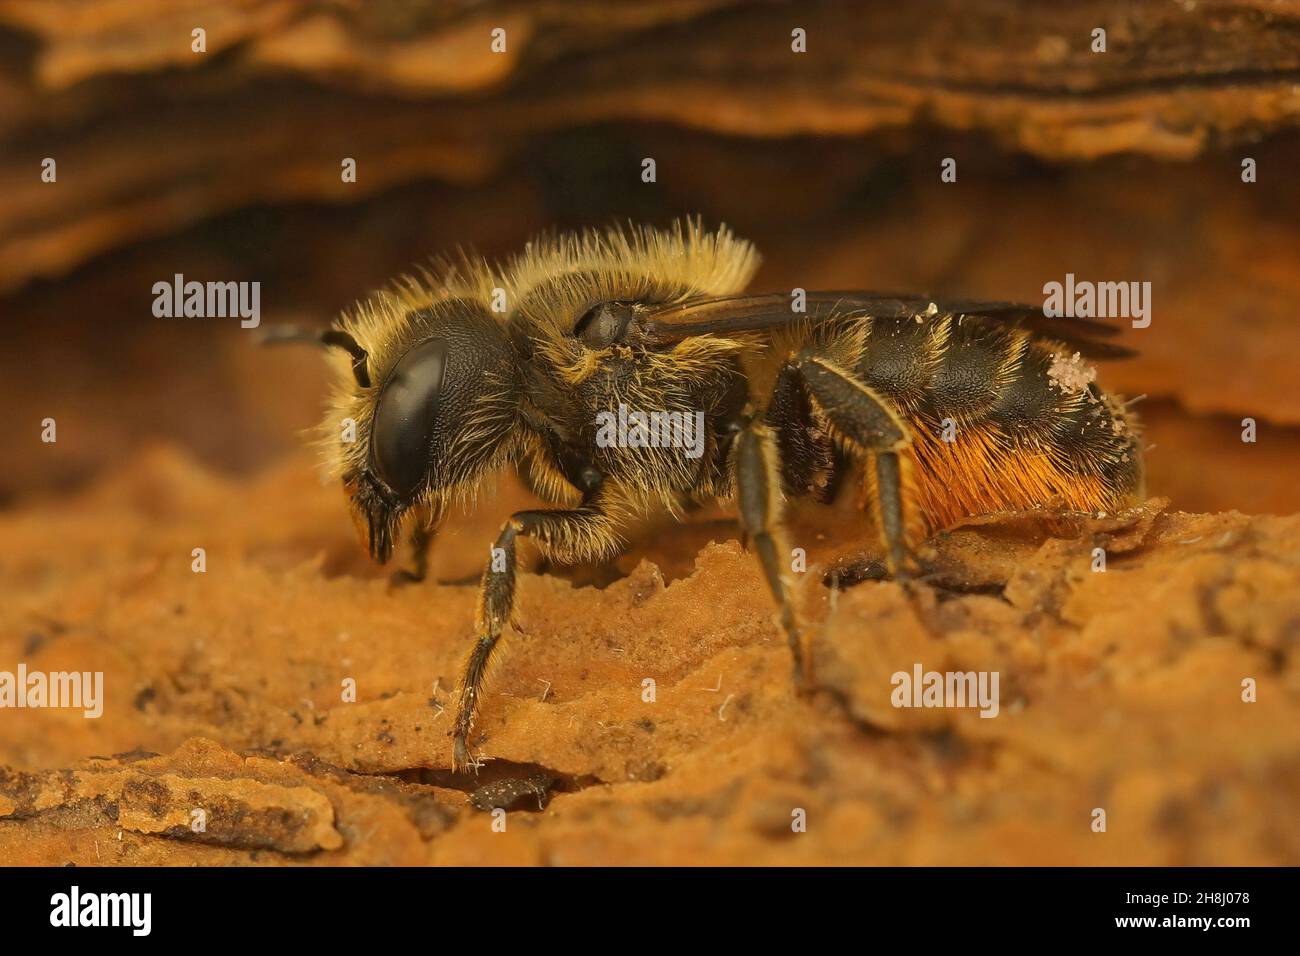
[{"x1": 300, "y1": 220, "x2": 1142, "y2": 771}]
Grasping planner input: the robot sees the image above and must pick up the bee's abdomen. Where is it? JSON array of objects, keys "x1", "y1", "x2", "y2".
[
  {"x1": 860, "y1": 314, "x2": 1024, "y2": 425},
  {"x1": 856, "y1": 315, "x2": 941, "y2": 401},
  {"x1": 860, "y1": 314, "x2": 1135, "y2": 461},
  {"x1": 985, "y1": 338, "x2": 1069, "y2": 441},
  {"x1": 857, "y1": 313, "x2": 1143, "y2": 529},
  {"x1": 923, "y1": 318, "x2": 1018, "y2": 422}
]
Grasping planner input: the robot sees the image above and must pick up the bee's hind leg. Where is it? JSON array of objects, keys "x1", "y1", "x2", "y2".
[
  {"x1": 871, "y1": 450, "x2": 912, "y2": 577},
  {"x1": 450, "y1": 490, "x2": 616, "y2": 772},
  {"x1": 792, "y1": 353, "x2": 921, "y2": 578}
]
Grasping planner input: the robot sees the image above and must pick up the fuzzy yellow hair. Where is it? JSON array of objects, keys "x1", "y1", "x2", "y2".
[{"x1": 317, "y1": 218, "x2": 759, "y2": 518}]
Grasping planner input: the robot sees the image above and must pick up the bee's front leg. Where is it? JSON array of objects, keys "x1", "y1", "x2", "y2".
[
  {"x1": 389, "y1": 501, "x2": 444, "y2": 587},
  {"x1": 450, "y1": 492, "x2": 617, "y2": 772}
]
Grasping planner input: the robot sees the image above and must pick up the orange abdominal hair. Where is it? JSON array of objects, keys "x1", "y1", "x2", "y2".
[{"x1": 904, "y1": 417, "x2": 1138, "y2": 533}]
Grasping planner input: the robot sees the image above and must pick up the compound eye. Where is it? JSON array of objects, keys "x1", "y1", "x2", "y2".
[
  {"x1": 370, "y1": 337, "x2": 448, "y2": 500},
  {"x1": 573, "y1": 301, "x2": 634, "y2": 347}
]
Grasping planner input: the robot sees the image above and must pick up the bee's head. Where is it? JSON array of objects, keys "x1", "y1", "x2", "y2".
[{"x1": 329, "y1": 301, "x2": 520, "y2": 563}]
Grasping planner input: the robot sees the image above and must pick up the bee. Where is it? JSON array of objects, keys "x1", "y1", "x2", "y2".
[{"x1": 300, "y1": 219, "x2": 1142, "y2": 771}]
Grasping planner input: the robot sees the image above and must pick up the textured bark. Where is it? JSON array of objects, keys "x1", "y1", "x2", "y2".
[{"x1": 0, "y1": 462, "x2": 1297, "y2": 865}]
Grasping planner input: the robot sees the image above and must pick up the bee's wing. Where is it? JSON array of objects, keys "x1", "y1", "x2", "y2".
[{"x1": 639, "y1": 292, "x2": 1136, "y2": 360}]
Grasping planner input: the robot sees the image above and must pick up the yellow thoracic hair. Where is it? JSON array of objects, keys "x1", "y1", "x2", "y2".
[
  {"x1": 488, "y1": 218, "x2": 760, "y2": 338},
  {"x1": 317, "y1": 218, "x2": 760, "y2": 492}
]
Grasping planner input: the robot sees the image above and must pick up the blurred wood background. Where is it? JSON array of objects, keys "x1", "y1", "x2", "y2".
[{"x1": 2, "y1": 0, "x2": 1298, "y2": 515}]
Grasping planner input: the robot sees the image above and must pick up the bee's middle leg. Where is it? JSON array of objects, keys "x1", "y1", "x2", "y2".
[
  {"x1": 733, "y1": 417, "x2": 811, "y2": 689},
  {"x1": 450, "y1": 495, "x2": 614, "y2": 771}
]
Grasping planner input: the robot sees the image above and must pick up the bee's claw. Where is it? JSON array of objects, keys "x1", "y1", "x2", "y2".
[
  {"x1": 452, "y1": 735, "x2": 472, "y2": 773},
  {"x1": 788, "y1": 629, "x2": 816, "y2": 696},
  {"x1": 900, "y1": 544, "x2": 937, "y2": 582}
]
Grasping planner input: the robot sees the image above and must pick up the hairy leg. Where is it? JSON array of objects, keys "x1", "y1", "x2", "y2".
[
  {"x1": 733, "y1": 416, "x2": 809, "y2": 687},
  {"x1": 389, "y1": 501, "x2": 444, "y2": 586},
  {"x1": 793, "y1": 352, "x2": 917, "y2": 575},
  {"x1": 450, "y1": 491, "x2": 618, "y2": 771}
]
